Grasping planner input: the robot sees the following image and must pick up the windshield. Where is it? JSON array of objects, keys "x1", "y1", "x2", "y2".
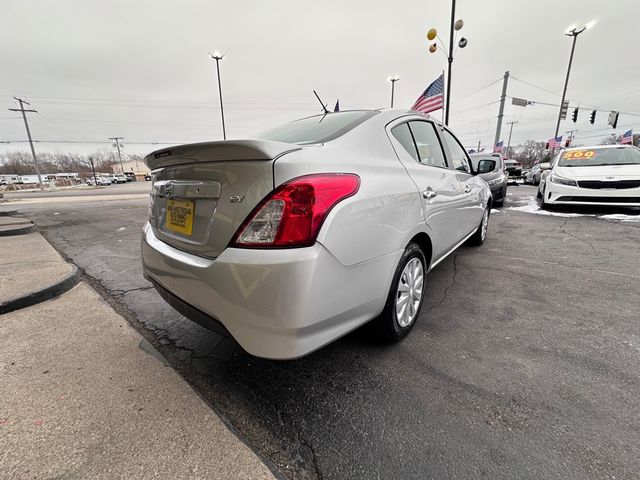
[
  {"x1": 254, "y1": 110, "x2": 378, "y2": 145},
  {"x1": 558, "y1": 147, "x2": 640, "y2": 166}
]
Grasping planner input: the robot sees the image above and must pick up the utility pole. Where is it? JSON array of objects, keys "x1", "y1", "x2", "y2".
[
  {"x1": 477, "y1": 140, "x2": 481, "y2": 152},
  {"x1": 494, "y1": 71, "x2": 510, "y2": 149},
  {"x1": 506, "y1": 121, "x2": 518, "y2": 158},
  {"x1": 109, "y1": 137, "x2": 125, "y2": 174},
  {"x1": 89, "y1": 156, "x2": 98, "y2": 187},
  {"x1": 565, "y1": 129, "x2": 578, "y2": 147},
  {"x1": 8, "y1": 97, "x2": 44, "y2": 190}
]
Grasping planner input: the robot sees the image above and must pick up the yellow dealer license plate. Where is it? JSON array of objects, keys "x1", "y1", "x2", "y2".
[{"x1": 166, "y1": 199, "x2": 194, "y2": 236}]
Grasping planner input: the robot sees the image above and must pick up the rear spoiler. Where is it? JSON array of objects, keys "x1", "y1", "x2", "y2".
[{"x1": 144, "y1": 140, "x2": 302, "y2": 170}]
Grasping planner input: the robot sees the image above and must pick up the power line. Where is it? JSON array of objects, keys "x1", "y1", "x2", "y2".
[
  {"x1": 511, "y1": 75, "x2": 640, "y2": 114},
  {"x1": 453, "y1": 100, "x2": 500, "y2": 115},
  {"x1": 506, "y1": 96, "x2": 640, "y2": 117},
  {"x1": 452, "y1": 77, "x2": 503, "y2": 104},
  {"x1": 510, "y1": 76, "x2": 561, "y2": 97}
]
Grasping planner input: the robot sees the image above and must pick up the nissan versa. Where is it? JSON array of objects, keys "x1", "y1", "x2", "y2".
[{"x1": 141, "y1": 109, "x2": 493, "y2": 359}]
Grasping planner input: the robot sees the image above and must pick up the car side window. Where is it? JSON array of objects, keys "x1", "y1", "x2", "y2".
[
  {"x1": 391, "y1": 123, "x2": 419, "y2": 162},
  {"x1": 407, "y1": 121, "x2": 447, "y2": 168},
  {"x1": 441, "y1": 129, "x2": 471, "y2": 173}
]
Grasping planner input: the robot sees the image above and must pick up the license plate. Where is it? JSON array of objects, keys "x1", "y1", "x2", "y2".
[{"x1": 166, "y1": 199, "x2": 194, "y2": 236}]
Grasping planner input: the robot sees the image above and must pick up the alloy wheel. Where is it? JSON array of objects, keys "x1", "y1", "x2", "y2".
[{"x1": 395, "y1": 258, "x2": 424, "y2": 328}]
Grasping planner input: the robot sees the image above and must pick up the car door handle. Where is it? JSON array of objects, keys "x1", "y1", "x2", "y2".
[
  {"x1": 422, "y1": 189, "x2": 437, "y2": 199},
  {"x1": 464, "y1": 185, "x2": 471, "y2": 194}
]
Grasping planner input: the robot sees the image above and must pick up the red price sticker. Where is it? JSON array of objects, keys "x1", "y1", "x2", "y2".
[{"x1": 562, "y1": 150, "x2": 597, "y2": 160}]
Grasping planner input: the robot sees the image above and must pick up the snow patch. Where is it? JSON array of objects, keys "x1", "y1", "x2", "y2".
[
  {"x1": 508, "y1": 198, "x2": 640, "y2": 223},
  {"x1": 600, "y1": 214, "x2": 640, "y2": 223},
  {"x1": 508, "y1": 199, "x2": 587, "y2": 218}
]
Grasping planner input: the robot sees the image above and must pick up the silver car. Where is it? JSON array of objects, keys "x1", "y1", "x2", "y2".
[{"x1": 142, "y1": 109, "x2": 493, "y2": 359}]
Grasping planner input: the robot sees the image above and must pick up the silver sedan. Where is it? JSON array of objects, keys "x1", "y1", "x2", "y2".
[{"x1": 141, "y1": 109, "x2": 493, "y2": 359}]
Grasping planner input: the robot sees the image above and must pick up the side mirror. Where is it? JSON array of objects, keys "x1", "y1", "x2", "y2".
[
  {"x1": 539, "y1": 162, "x2": 551, "y2": 171},
  {"x1": 477, "y1": 159, "x2": 496, "y2": 174}
]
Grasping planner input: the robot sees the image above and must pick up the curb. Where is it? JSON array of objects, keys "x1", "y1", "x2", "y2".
[
  {"x1": 0, "y1": 265, "x2": 81, "y2": 315},
  {"x1": 0, "y1": 223, "x2": 37, "y2": 236}
]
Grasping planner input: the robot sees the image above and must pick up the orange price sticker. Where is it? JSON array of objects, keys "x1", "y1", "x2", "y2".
[{"x1": 563, "y1": 150, "x2": 597, "y2": 160}]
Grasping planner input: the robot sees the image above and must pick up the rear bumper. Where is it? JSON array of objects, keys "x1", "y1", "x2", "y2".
[
  {"x1": 141, "y1": 223, "x2": 399, "y2": 359},
  {"x1": 545, "y1": 182, "x2": 640, "y2": 207}
]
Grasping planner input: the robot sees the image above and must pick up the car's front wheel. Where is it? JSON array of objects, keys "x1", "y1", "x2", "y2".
[
  {"x1": 375, "y1": 242, "x2": 426, "y2": 341},
  {"x1": 540, "y1": 185, "x2": 553, "y2": 209}
]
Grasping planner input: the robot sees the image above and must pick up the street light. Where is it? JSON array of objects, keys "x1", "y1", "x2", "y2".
[
  {"x1": 388, "y1": 75, "x2": 400, "y2": 108},
  {"x1": 209, "y1": 51, "x2": 227, "y2": 140},
  {"x1": 426, "y1": 0, "x2": 468, "y2": 125},
  {"x1": 553, "y1": 23, "x2": 593, "y2": 139}
]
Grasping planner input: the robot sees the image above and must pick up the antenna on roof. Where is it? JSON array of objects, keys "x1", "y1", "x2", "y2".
[{"x1": 313, "y1": 90, "x2": 330, "y2": 114}]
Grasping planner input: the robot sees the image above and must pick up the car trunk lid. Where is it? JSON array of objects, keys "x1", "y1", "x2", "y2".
[{"x1": 145, "y1": 140, "x2": 301, "y2": 258}]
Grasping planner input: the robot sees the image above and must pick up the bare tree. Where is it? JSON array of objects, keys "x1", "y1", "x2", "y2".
[
  {"x1": 601, "y1": 133, "x2": 639, "y2": 146},
  {"x1": 512, "y1": 140, "x2": 548, "y2": 167},
  {"x1": 0, "y1": 148, "x2": 120, "y2": 175}
]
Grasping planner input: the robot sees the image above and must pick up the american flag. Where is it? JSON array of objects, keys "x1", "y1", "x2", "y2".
[
  {"x1": 548, "y1": 135, "x2": 563, "y2": 148},
  {"x1": 493, "y1": 141, "x2": 504, "y2": 153},
  {"x1": 621, "y1": 129, "x2": 633, "y2": 145},
  {"x1": 411, "y1": 74, "x2": 444, "y2": 114}
]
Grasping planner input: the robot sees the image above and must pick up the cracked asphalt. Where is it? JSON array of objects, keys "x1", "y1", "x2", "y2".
[{"x1": 4, "y1": 183, "x2": 640, "y2": 479}]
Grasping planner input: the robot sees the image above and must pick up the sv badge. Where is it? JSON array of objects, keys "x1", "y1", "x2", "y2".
[{"x1": 229, "y1": 195, "x2": 245, "y2": 203}]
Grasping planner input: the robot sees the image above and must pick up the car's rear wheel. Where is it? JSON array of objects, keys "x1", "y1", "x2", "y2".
[
  {"x1": 468, "y1": 207, "x2": 490, "y2": 246},
  {"x1": 374, "y1": 242, "x2": 426, "y2": 341}
]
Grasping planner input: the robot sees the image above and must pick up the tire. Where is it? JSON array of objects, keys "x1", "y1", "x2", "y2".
[
  {"x1": 468, "y1": 207, "x2": 490, "y2": 246},
  {"x1": 494, "y1": 199, "x2": 504, "y2": 208},
  {"x1": 540, "y1": 186, "x2": 552, "y2": 210},
  {"x1": 374, "y1": 243, "x2": 427, "y2": 341}
]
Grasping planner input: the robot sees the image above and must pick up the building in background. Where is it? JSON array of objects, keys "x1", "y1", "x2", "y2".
[{"x1": 111, "y1": 159, "x2": 150, "y2": 179}]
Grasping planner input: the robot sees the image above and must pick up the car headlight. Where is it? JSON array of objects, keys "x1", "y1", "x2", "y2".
[
  {"x1": 487, "y1": 176, "x2": 505, "y2": 186},
  {"x1": 549, "y1": 173, "x2": 577, "y2": 186}
]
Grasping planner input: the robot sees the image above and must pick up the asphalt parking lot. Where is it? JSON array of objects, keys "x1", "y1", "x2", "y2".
[{"x1": 4, "y1": 183, "x2": 640, "y2": 480}]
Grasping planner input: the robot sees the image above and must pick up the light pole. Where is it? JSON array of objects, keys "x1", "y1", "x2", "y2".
[
  {"x1": 554, "y1": 23, "x2": 594, "y2": 138},
  {"x1": 209, "y1": 51, "x2": 227, "y2": 140},
  {"x1": 388, "y1": 75, "x2": 400, "y2": 108},
  {"x1": 426, "y1": 0, "x2": 468, "y2": 125}
]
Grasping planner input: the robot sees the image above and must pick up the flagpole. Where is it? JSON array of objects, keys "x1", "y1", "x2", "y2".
[{"x1": 441, "y1": 69, "x2": 445, "y2": 127}]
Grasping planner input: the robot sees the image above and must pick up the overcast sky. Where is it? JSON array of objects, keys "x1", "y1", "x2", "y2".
[{"x1": 2, "y1": 0, "x2": 639, "y2": 159}]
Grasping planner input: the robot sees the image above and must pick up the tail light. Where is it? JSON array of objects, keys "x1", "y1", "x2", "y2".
[{"x1": 230, "y1": 173, "x2": 360, "y2": 248}]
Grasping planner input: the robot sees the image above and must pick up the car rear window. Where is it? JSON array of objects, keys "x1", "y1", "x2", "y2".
[{"x1": 254, "y1": 110, "x2": 379, "y2": 145}]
